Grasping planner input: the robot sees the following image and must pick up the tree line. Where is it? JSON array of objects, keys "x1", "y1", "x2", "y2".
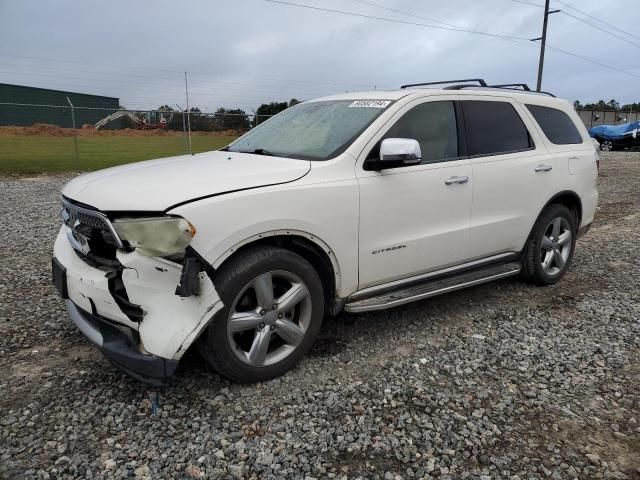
[
  {"x1": 141, "y1": 99, "x2": 301, "y2": 132},
  {"x1": 573, "y1": 99, "x2": 640, "y2": 112}
]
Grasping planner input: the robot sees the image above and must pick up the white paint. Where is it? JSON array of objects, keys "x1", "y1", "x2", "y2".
[
  {"x1": 61, "y1": 151, "x2": 311, "y2": 211},
  {"x1": 57, "y1": 86, "x2": 598, "y2": 368},
  {"x1": 116, "y1": 251, "x2": 222, "y2": 360}
]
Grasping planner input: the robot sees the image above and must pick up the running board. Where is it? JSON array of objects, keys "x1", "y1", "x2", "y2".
[{"x1": 344, "y1": 262, "x2": 521, "y2": 313}]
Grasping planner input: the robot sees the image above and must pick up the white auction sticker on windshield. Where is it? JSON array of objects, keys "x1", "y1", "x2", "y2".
[{"x1": 348, "y1": 100, "x2": 391, "y2": 108}]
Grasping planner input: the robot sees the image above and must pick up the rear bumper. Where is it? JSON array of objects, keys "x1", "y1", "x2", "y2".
[{"x1": 65, "y1": 299, "x2": 178, "y2": 385}]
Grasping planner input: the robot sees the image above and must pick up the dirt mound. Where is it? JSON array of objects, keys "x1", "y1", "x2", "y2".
[{"x1": 0, "y1": 124, "x2": 244, "y2": 137}]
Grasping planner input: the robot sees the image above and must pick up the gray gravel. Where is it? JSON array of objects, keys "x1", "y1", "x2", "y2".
[{"x1": 1, "y1": 152, "x2": 639, "y2": 480}]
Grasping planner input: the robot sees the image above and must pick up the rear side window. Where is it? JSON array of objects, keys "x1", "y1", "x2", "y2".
[
  {"x1": 461, "y1": 101, "x2": 533, "y2": 157},
  {"x1": 371, "y1": 100, "x2": 459, "y2": 163},
  {"x1": 525, "y1": 104, "x2": 583, "y2": 145}
]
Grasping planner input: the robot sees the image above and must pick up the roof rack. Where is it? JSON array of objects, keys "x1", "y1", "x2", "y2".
[
  {"x1": 400, "y1": 79, "x2": 556, "y2": 97},
  {"x1": 400, "y1": 79, "x2": 487, "y2": 89},
  {"x1": 489, "y1": 83, "x2": 531, "y2": 91}
]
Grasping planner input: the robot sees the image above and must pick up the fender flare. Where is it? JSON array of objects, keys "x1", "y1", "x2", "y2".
[
  {"x1": 524, "y1": 190, "x2": 583, "y2": 247},
  {"x1": 210, "y1": 229, "x2": 342, "y2": 294}
]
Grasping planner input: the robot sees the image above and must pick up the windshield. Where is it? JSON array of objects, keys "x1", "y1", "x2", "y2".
[{"x1": 226, "y1": 100, "x2": 392, "y2": 160}]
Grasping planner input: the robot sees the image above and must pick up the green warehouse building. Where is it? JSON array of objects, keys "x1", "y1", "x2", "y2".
[{"x1": 0, "y1": 83, "x2": 120, "y2": 128}]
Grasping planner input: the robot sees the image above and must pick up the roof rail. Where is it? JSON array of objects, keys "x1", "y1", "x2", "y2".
[
  {"x1": 400, "y1": 79, "x2": 556, "y2": 97},
  {"x1": 400, "y1": 79, "x2": 488, "y2": 89},
  {"x1": 448, "y1": 84, "x2": 557, "y2": 97},
  {"x1": 489, "y1": 83, "x2": 531, "y2": 91}
]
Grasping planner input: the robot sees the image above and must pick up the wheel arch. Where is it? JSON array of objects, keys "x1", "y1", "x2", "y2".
[
  {"x1": 526, "y1": 190, "x2": 582, "y2": 245},
  {"x1": 211, "y1": 230, "x2": 342, "y2": 315},
  {"x1": 544, "y1": 190, "x2": 583, "y2": 227}
]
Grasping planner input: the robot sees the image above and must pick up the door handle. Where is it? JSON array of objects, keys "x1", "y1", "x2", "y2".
[
  {"x1": 445, "y1": 175, "x2": 469, "y2": 185},
  {"x1": 535, "y1": 164, "x2": 553, "y2": 172}
]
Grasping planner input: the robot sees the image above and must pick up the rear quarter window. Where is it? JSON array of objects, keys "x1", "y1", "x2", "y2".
[{"x1": 526, "y1": 104, "x2": 584, "y2": 145}]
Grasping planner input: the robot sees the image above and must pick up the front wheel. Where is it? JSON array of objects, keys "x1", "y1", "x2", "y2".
[
  {"x1": 198, "y1": 246, "x2": 324, "y2": 382},
  {"x1": 521, "y1": 204, "x2": 577, "y2": 285}
]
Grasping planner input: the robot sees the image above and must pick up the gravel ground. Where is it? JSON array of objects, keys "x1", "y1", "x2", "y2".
[{"x1": 1, "y1": 152, "x2": 639, "y2": 480}]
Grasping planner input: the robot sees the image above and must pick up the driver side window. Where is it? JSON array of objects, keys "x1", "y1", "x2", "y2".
[{"x1": 368, "y1": 101, "x2": 459, "y2": 163}]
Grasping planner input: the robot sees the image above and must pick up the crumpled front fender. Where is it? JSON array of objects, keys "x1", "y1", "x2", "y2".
[{"x1": 116, "y1": 251, "x2": 222, "y2": 360}]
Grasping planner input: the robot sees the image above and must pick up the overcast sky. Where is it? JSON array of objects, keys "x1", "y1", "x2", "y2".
[{"x1": 0, "y1": 0, "x2": 638, "y2": 111}]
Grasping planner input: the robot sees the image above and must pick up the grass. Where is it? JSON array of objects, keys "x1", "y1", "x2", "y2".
[{"x1": 0, "y1": 134, "x2": 238, "y2": 174}]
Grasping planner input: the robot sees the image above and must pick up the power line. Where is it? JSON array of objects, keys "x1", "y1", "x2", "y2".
[
  {"x1": 348, "y1": 0, "x2": 468, "y2": 30},
  {"x1": 0, "y1": 68, "x2": 336, "y2": 98},
  {"x1": 0, "y1": 75, "x2": 319, "y2": 106},
  {"x1": 544, "y1": 43, "x2": 640, "y2": 79},
  {"x1": 557, "y1": 9, "x2": 640, "y2": 49},
  {"x1": 509, "y1": 0, "x2": 640, "y2": 48},
  {"x1": 553, "y1": 0, "x2": 640, "y2": 41},
  {"x1": 265, "y1": 0, "x2": 530, "y2": 43},
  {"x1": 0, "y1": 53, "x2": 377, "y2": 90},
  {"x1": 265, "y1": 0, "x2": 640, "y2": 80}
]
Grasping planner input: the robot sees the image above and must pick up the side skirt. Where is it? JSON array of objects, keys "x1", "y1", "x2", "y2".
[{"x1": 344, "y1": 260, "x2": 521, "y2": 313}]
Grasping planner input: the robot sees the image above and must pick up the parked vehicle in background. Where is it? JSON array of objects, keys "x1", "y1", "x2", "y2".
[
  {"x1": 52, "y1": 79, "x2": 599, "y2": 384},
  {"x1": 589, "y1": 120, "x2": 640, "y2": 151}
]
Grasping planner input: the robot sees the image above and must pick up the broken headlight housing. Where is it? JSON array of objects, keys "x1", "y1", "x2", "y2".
[{"x1": 112, "y1": 216, "x2": 196, "y2": 257}]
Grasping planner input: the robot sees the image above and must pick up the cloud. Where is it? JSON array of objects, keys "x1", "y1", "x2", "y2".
[{"x1": 0, "y1": 0, "x2": 637, "y2": 111}]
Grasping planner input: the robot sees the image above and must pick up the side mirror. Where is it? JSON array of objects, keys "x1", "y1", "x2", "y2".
[{"x1": 379, "y1": 138, "x2": 421, "y2": 166}]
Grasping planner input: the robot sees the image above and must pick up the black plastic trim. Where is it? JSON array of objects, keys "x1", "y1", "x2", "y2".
[
  {"x1": 52, "y1": 257, "x2": 68, "y2": 299},
  {"x1": 174, "y1": 246, "x2": 215, "y2": 297},
  {"x1": 106, "y1": 268, "x2": 145, "y2": 322},
  {"x1": 577, "y1": 223, "x2": 591, "y2": 239},
  {"x1": 401, "y1": 79, "x2": 488, "y2": 89},
  {"x1": 68, "y1": 301, "x2": 178, "y2": 385}
]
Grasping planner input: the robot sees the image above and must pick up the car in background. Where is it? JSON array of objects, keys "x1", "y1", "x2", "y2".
[{"x1": 589, "y1": 121, "x2": 640, "y2": 151}]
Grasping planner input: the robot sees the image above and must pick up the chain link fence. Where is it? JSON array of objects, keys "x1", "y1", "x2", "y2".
[{"x1": 0, "y1": 102, "x2": 273, "y2": 173}]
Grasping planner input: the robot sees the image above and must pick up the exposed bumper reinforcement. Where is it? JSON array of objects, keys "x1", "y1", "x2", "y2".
[{"x1": 65, "y1": 300, "x2": 178, "y2": 385}]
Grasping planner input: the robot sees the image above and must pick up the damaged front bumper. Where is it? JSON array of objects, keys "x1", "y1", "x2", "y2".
[
  {"x1": 52, "y1": 226, "x2": 222, "y2": 384},
  {"x1": 65, "y1": 299, "x2": 178, "y2": 385}
]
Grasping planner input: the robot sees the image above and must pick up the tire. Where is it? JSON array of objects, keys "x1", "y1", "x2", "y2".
[
  {"x1": 599, "y1": 139, "x2": 614, "y2": 152},
  {"x1": 521, "y1": 204, "x2": 577, "y2": 286},
  {"x1": 198, "y1": 246, "x2": 324, "y2": 382}
]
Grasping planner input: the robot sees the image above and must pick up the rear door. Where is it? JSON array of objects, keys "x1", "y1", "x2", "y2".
[
  {"x1": 524, "y1": 103, "x2": 598, "y2": 228},
  {"x1": 356, "y1": 96, "x2": 473, "y2": 289},
  {"x1": 462, "y1": 97, "x2": 556, "y2": 259}
]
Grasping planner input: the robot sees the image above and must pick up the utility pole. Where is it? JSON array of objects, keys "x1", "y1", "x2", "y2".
[
  {"x1": 66, "y1": 96, "x2": 79, "y2": 163},
  {"x1": 184, "y1": 71, "x2": 193, "y2": 155},
  {"x1": 531, "y1": 0, "x2": 560, "y2": 92}
]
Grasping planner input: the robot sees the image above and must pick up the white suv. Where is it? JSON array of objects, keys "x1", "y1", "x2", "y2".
[{"x1": 52, "y1": 80, "x2": 598, "y2": 384}]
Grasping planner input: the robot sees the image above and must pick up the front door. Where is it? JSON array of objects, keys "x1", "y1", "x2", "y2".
[{"x1": 356, "y1": 98, "x2": 473, "y2": 289}]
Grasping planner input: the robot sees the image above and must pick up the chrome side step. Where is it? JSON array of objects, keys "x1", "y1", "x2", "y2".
[{"x1": 344, "y1": 262, "x2": 521, "y2": 313}]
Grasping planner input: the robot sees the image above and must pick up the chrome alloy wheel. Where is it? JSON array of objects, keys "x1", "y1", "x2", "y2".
[
  {"x1": 540, "y1": 217, "x2": 572, "y2": 276},
  {"x1": 227, "y1": 270, "x2": 312, "y2": 367}
]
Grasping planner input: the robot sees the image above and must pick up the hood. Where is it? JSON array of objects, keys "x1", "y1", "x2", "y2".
[{"x1": 62, "y1": 151, "x2": 311, "y2": 212}]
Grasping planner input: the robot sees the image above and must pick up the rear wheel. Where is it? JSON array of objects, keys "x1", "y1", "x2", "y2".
[
  {"x1": 599, "y1": 139, "x2": 614, "y2": 151},
  {"x1": 199, "y1": 246, "x2": 324, "y2": 382},
  {"x1": 521, "y1": 204, "x2": 577, "y2": 285}
]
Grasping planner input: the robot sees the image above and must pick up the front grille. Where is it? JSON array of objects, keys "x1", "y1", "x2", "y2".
[{"x1": 61, "y1": 196, "x2": 123, "y2": 266}]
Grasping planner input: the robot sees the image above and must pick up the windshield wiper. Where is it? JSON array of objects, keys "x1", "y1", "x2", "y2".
[{"x1": 237, "y1": 148, "x2": 277, "y2": 156}]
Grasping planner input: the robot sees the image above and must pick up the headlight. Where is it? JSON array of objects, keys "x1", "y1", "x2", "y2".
[{"x1": 112, "y1": 216, "x2": 196, "y2": 257}]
